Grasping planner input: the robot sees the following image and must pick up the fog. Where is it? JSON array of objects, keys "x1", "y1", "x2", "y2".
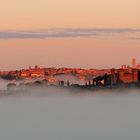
[
  {"x1": 0, "y1": 83, "x2": 140, "y2": 140},
  {"x1": 55, "y1": 74, "x2": 85, "y2": 85}
]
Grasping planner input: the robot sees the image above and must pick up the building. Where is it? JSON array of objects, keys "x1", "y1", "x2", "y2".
[
  {"x1": 118, "y1": 68, "x2": 138, "y2": 83},
  {"x1": 132, "y1": 58, "x2": 136, "y2": 69}
]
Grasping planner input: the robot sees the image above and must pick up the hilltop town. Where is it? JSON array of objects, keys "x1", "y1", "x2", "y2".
[{"x1": 1, "y1": 58, "x2": 140, "y2": 90}]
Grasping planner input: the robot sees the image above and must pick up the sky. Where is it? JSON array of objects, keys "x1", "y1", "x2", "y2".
[
  {"x1": 0, "y1": 0, "x2": 140, "y2": 70},
  {"x1": 0, "y1": 0, "x2": 140, "y2": 29}
]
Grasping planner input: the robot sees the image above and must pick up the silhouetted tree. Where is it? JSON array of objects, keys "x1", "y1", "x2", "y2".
[{"x1": 67, "y1": 81, "x2": 70, "y2": 86}]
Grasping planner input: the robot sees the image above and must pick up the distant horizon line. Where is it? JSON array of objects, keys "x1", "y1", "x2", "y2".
[{"x1": 0, "y1": 65, "x2": 138, "y2": 72}]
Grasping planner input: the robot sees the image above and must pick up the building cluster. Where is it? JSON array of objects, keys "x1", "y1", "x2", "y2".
[
  {"x1": 1, "y1": 58, "x2": 140, "y2": 88},
  {"x1": 118, "y1": 58, "x2": 139, "y2": 84},
  {"x1": 0, "y1": 66, "x2": 107, "y2": 82},
  {"x1": 85, "y1": 58, "x2": 140, "y2": 87}
]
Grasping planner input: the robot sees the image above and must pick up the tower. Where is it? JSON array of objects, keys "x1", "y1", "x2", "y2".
[
  {"x1": 132, "y1": 58, "x2": 136, "y2": 69},
  {"x1": 29, "y1": 66, "x2": 32, "y2": 72}
]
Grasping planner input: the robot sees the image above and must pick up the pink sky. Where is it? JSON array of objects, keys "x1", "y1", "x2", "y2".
[
  {"x1": 0, "y1": 0, "x2": 140, "y2": 70},
  {"x1": 0, "y1": 37, "x2": 140, "y2": 70},
  {"x1": 0, "y1": 0, "x2": 140, "y2": 29}
]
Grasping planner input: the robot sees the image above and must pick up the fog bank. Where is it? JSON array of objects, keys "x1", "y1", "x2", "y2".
[{"x1": 0, "y1": 83, "x2": 140, "y2": 140}]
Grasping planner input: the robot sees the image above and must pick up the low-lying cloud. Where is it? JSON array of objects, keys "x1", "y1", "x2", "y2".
[{"x1": 0, "y1": 28, "x2": 140, "y2": 39}]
